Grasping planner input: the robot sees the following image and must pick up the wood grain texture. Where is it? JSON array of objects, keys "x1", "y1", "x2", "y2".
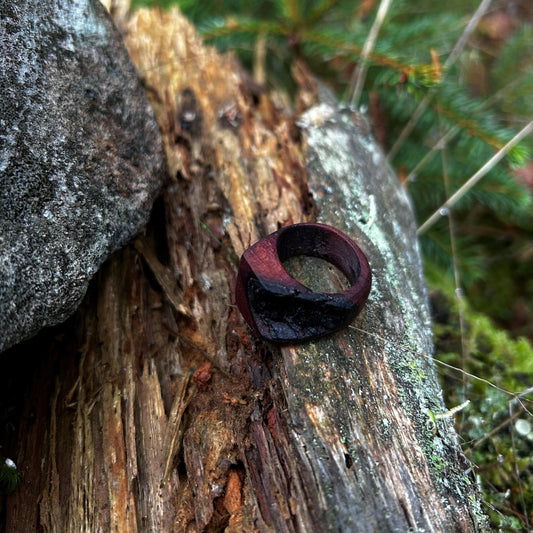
[{"x1": 1, "y1": 6, "x2": 489, "y2": 532}]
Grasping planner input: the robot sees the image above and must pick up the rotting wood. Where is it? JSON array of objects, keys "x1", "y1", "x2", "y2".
[
  {"x1": 134, "y1": 237, "x2": 192, "y2": 318},
  {"x1": 1, "y1": 5, "x2": 489, "y2": 532}
]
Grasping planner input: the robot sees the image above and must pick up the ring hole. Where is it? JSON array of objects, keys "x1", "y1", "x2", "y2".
[{"x1": 283, "y1": 255, "x2": 350, "y2": 293}]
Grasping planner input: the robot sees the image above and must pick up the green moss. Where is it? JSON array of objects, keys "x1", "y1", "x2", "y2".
[
  {"x1": 426, "y1": 264, "x2": 533, "y2": 531},
  {"x1": 0, "y1": 457, "x2": 22, "y2": 495}
]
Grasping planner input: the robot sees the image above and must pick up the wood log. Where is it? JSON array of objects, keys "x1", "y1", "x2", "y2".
[{"x1": 1, "y1": 7, "x2": 489, "y2": 532}]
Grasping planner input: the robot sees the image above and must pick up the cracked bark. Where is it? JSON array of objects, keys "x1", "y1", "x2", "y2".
[{"x1": 1, "y1": 6, "x2": 489, "y2": 532}]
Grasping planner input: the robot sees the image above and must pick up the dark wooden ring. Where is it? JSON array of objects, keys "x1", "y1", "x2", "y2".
[{"x1": 235, "y1": 222, "x2": 372, "y2": 343}]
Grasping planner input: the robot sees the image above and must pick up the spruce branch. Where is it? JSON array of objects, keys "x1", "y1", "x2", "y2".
[
  {"x1": 306, "y1": 0, "x2": 344, "y2": 27},
  {"x1": 417, "y1": 119, "x2": 533, "y2": 235},
  {"x1": 200, "y1": 17, "x2": 286, "y2": 40},
  {"x1": 406, "y1": 78, "x2": 525, "y2": 182},
  {"x1": 300, "y1": 29, "x2": 434, "y2": 78},
  {"x1": 386, "y1": 0, "x2": 493, "y2": 162},
  {"x1": 435, "y1": 105, "x2": 503, "y2": 150},
  {"x1": 283, "y1": 0, "x2": 300, "y2": 23}
]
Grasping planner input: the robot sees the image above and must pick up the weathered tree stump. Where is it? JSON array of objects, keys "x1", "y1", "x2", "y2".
[{"x1": 1, "y1": 6, "x2": 489, "y2": 532}]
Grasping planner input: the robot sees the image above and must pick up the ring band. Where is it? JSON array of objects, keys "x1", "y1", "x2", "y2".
[{"x1": 235, "y1": 223, "x2": 372, "y2": 343}]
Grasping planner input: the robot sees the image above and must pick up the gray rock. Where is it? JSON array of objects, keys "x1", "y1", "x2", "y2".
[{"x1": 0, "y1": 0, "x2": 165, "y2": 352}]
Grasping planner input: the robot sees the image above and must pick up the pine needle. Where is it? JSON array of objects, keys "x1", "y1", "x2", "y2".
[{"x1": 198, "y1": 219, "x2": 240, "y2": 267}]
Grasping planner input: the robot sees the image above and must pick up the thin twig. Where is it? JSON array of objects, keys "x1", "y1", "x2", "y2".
[
  {"x1": 438, "y1": 111, "x2": 468, "y2": 417},
  {"x1": 387, "y1": 0, "x2": 493, "y2": 162},
  {"x1": 407, "y1": 125, "x2": 460, "y2": 182},
  {"x1": 464, "y1": 405, "x2": 524, "y2": 453},
  {"x1": 406, "y1": 78, "x2": 523, "y2": 182},
  {"x1": 510, "y1": 397, "x2": 530, "y2": 530},
  {"x1": 417, "y1": 120, "x2": 533, "y2": 234},
  {"x1": 443, "y1": 0, "x2": 492, "y2": 71},
  {"x1": 349, "y1": 0, "x2": 393, "y2": 108},
  {"x1": 348, "y1": 324, "x2": 533, "y2": 408},
  {"x1": 253, "y1": 31, "x2": 267, "y2": 84},
  {"x1": 426, "y1": 333, "x2": 533, "y2": 514}
]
